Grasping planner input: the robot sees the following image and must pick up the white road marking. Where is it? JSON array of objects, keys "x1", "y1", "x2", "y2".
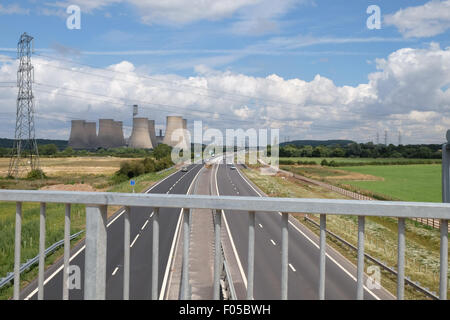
[
  {"x1": 214, "y1": 164, "x2": 248, "y2": 289},
  {"x1": 270, "y1": 239, "x2": 276, "y2": 246},
  {"x1": 141, "y1": 220, "x2": 149, "y2": 230},
  {"x1": 160, "y1": 165, "x2": 204, "y2": 300},
  {"x1": 25, "y1": 167, "x2": 184, "y2": 300},
  {"x1": 289, "y1": 264, "x2": 296, "y2": 272},
  {"x1": 130, "y1": 234, "x2": 140, "y2": 248},
  {"x1": 259, "y1": 224, "x2": 263, "y2": 228},
  {"x1": 150, "y1": 211, "x2": 154, "y2": 218},
  {"x1": 234, "y1": 164, "x2": 382, "y2": 300},
  {"x1": 112, "y1": 267, "x2": 119, "y2": 276}
]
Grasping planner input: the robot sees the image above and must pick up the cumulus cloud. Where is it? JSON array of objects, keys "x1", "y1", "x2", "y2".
[
  {"x1": 0, "y1": 44, "x2": 449, "y2": 143},
  {"x1": 385, "y1": 0, "x2": 450, "y2": 38}
]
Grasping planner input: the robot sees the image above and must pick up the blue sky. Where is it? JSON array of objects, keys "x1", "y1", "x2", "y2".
[{"x1": 0, "y1": 0, "x2": 450, "y2": 143}]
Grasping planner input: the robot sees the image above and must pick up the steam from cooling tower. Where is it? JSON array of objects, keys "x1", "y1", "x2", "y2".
[{"x1": 128, "y1": 117, "x2": 153, "y2": 149}]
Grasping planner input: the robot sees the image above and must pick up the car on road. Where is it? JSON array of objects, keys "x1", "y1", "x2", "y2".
[
  {"x1": 181, "y1": 166, "x2": 188, "y2": 172},
  {"x1": 230, "y1": 165, "x2": 236, "y2": 170}
]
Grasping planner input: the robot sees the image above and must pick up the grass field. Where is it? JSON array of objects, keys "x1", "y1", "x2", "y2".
[
  {"x1": 0, "y1": 156, "x2": 176, "y2": 300},
  {"x1": 337, "y1": 165, "x2": 441, "y2": 202}
]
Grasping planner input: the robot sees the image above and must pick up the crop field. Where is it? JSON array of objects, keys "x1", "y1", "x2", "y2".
[{"x1": 337, "y1": 164, "x2": 441, "y2": 203}]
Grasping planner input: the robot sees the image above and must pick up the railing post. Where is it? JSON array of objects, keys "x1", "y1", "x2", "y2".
[
  {"x1": 281, "y1": 212, "x2": 289, "y2": 300},
  {"x1": 213, "y1": 209, "x2": 222, "y2": 300},
  {"x1": 319, "y1": 214, "x2": 326, "y2": 300},
  {"x1": 397, "y1": 217, "x2": 405, "y2": 300},
  {"x1": 440, "y1": 131, "x2": 450, "y2": 300},
  {"x1": 152, "y1": 208, "x2": 160, "y2": 300},
  {"x1": 123, "y1": 206, "x2": 130, "y2": 300},
  {"x1": 356, "y1": 215, "x2": 365, "y2": 300},
  {"x1": 84, "y1": 205, "x2": 107, "y2": 300},
  {"x1": 439, "y1": 219, "x2": 448, "y2": 300},
  {"x1": 63, "y1": 203, "x2": 71, "y2": 300},
  {"x1": 181, "y1": 208, "x2": 190, "y2": 300},
  {"x1": 247, "y1": 211, "x2": 255, "y2": 300},
  {"x1": 13, "y1": 202, "x2": 22, "y2": 300},
  {"x1": 38, "y1": 203, "x2": 46, "y2": 300}
]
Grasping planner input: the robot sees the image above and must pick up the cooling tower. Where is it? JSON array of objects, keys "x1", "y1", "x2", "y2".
[
  {"x1": 68, "y1": 120, "x2": 88, "y2": 149},
  {"x1": 85, "y1": 122, "x2": 98, "y2": 149},
  {"x1": 162, "y1": 116, "x2": 188, "y2": 148},
  {"x1": 147, "y1": 120, "x2": 157, "y2": 148},
  {"x1": 114, "y1": 121, "x2": 126, "y2": 147},
  {"x1": 128, "y1": 117, "x2": 153, "y2": 149},
  {"x1": 97, "y1": 119, "x2": 117, "y2": 149}
]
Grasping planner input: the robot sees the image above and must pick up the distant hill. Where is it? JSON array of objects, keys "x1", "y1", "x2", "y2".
[
  {"x1": 0, "y1": 138, "x2": 68, "y2": 150},
  {"x1": 280, "y1": 140, "x2": 355, "y2": 147}
]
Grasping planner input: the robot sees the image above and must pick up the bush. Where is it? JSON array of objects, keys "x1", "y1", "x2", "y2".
[
  {"x1": 320, "y1": 159, "x2": 328, "y2": 166},
  {"x1": 26, "y1": 169, "x2": 47, "y2": 180}
]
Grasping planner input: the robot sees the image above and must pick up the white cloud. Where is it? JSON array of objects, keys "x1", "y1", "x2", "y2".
[
  {"x1": 1, "y1": 44, "x2": 449, "y2": 143},
  {"x1": 0, "y1": 4, "x2": 30, "y2": 15},
  {"x1": 385, "y1": 0, "x2": 450, "y2": 38}
]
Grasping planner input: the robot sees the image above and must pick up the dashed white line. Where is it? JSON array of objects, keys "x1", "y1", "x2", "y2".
[
  {"x1": 270, "y1": 239, "x2": 276, "y2": 246},
  {"x1": 289, "y1": 264, "x2": 296, "y2": 272},
  {"x1": 112, "y1": 266, "x2": 119, "y2": 276},
  {"x1": 130, "y1": 234, "x2": 140, "y2": 248},
  {"x1": 141, "y1": 220, "x2": 149, "y2": 230}
]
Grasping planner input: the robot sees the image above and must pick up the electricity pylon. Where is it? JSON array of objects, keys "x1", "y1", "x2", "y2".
[{"x1": 8, "y1": 33, "x2": 41, "y2": 178}]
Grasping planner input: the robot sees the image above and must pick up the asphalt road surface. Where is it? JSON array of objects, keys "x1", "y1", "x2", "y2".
[
  {"x1": 215, "y1": 162, "x2": 393, "y2": 300},
  {"x1": 21, "y1": 163, "x2": 203, "y2": 300}
]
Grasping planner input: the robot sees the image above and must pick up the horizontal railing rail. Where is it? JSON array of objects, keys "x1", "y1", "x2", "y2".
[
  {"x1": 0, "y1": 230, "x2": 84, "y2": 290},
  {"x1": 1, "y1": 190, "x2": 450, "y2": 219},
  {"x1": 1, "y1": 189, "x2": 448, "y2": 301}
]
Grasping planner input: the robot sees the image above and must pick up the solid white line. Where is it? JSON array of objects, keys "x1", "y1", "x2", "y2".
[
  {"x1": 215, "y1": 164, "x2": 248, "y2": 289},
  {"x1": 25, "y1": 167, "x2": 183, "y2": 300},
  {"x1": 112, "y1": 267, "x2": 119, "y2": 276},
  {"x1": 25, "y1": 244, "x2": 86, "y2": 300},
  {"x1": 270, "y1": 239, "x2": 276, "y2": 246},
  {"x1": 289, "y1": 264, "x2": 296, "y2": 272},
  {"x1": 159, "y1": 164, "x2": 204, "y2": 300},
  {"x1": 130, "y1": 234, "x2": 140, "y2": 248},
  {"x1": 141, "y1": 220, "x2": 149, "y2": 230},
  {"x1": 234, "y1": 165, "x2": 381, "y2": 300},
  {"x1": 150, "y1": 211, "x2": 154, "y2": 218}
]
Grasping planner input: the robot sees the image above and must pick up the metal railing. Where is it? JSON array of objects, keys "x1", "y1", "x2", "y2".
[
  {"x1": 0, "y1": 189, "x2": 448, "y2": 300},
  {"x1": 0, "y1": 230, "x2": 84, "y2": 290}
]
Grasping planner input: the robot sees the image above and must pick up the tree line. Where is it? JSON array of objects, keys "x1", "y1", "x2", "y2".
[{"x1": 280, "y1": 142, "x2": 442, "y2": 159}]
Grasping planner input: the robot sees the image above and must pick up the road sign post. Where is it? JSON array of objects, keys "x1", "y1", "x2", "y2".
[{"x1": 130, "y1": 179, "x2": 135, "y2": 193}]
